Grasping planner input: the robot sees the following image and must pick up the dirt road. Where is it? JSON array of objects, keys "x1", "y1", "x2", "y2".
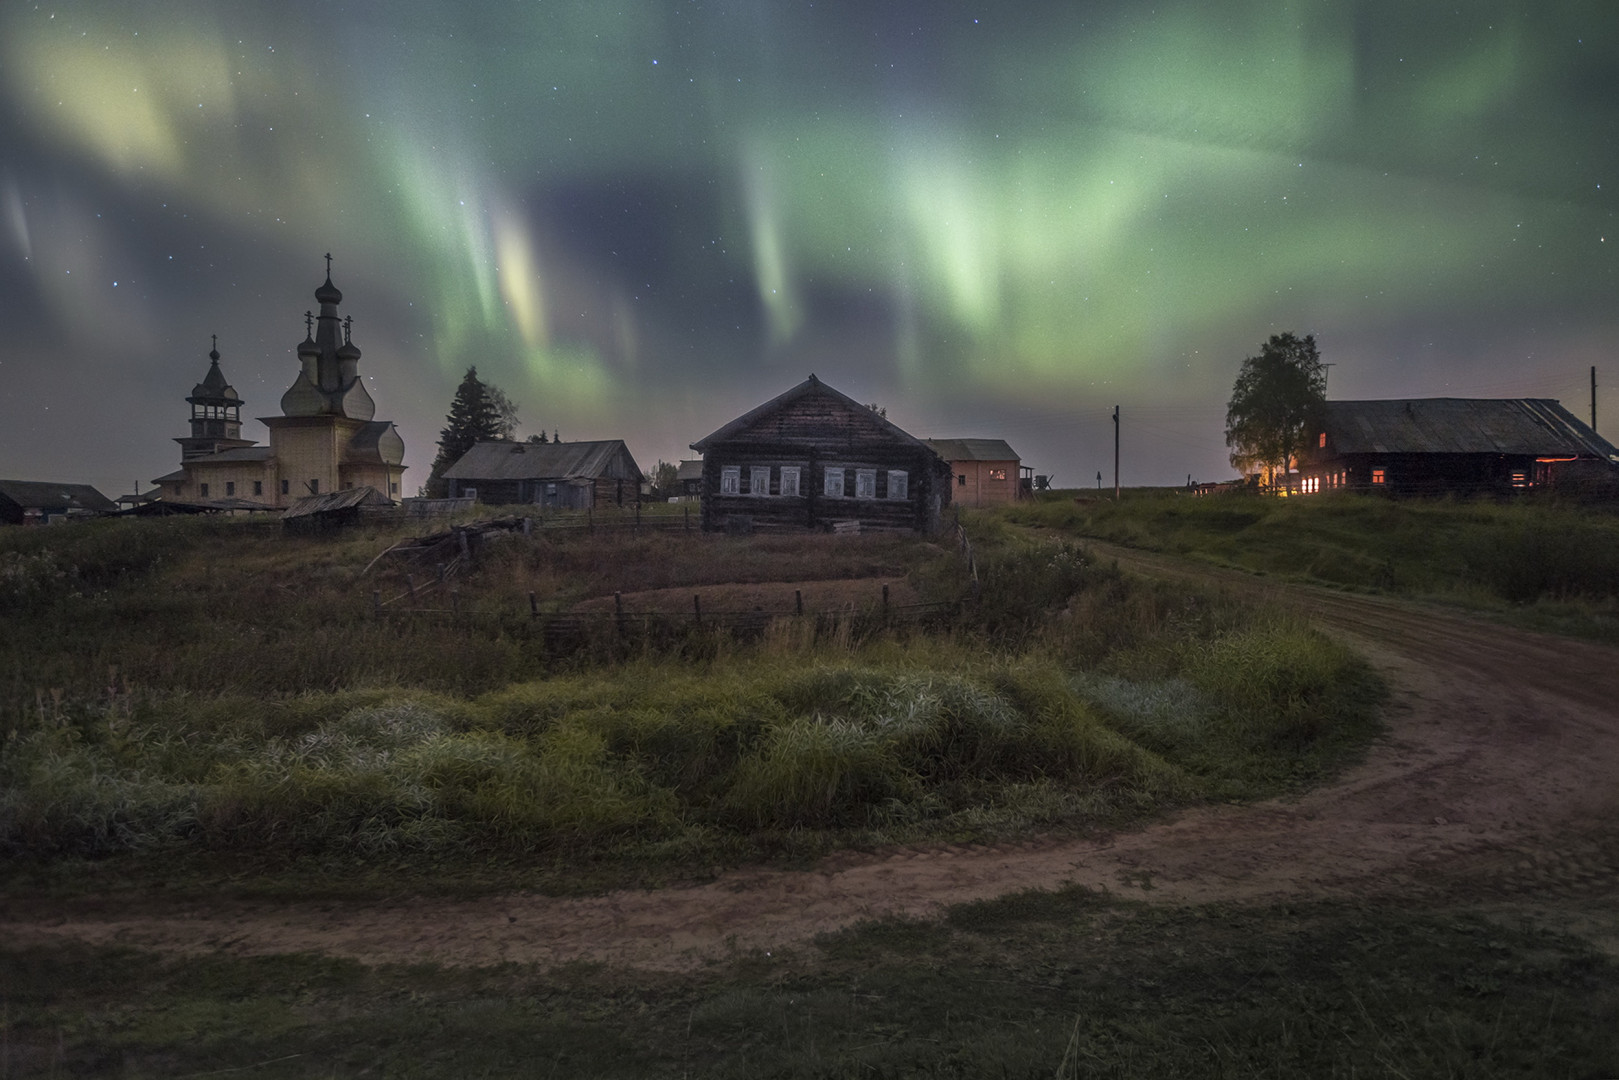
[{"x1": 7, "y1": 548, "x2": 1619, "y2": 969}]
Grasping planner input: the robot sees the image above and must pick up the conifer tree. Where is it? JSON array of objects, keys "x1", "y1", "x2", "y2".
[{"x1": 425, "y1": 367, "x2": 507, "y2": 497}]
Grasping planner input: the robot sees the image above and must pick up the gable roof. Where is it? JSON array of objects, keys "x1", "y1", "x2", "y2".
[
  {"x1": 442, "y1": 439, "x2": 642, "y2": 482},
  {"x1": 0, "y1": 480, "x2": 117, "y2": 513},
  {"x1": 1321, "y1": 399, "x2": 1619, "y2": 461},
  {"x1": 690, "y1": 375, "x2": 935, "y2": 452},
  {"x1": 923, "y1": 438, "x2": 1020, "y2": 462}
]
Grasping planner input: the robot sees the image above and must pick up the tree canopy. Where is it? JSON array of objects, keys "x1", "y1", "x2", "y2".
[
  {"x1": 1225, "y1": 332, "x2": 1326, "y2": 489},
  {"x1": 424, "y1": 367, "x2": 516, "y2": 497}
]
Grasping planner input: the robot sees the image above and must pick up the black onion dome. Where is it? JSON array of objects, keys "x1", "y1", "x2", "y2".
[
  {"x1": 315, "y1": 274, "x2": 342, "y2": 306},
  {"x1": 337, "y1": 339, "x2": 361, "y2": 361}
]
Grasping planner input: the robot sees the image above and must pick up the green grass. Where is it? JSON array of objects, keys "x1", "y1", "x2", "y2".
[
  {"x1": 4, "y1": 892, "x2": 1615, "y2": 1077},
  {"x1": 0, "y1": 515, "x2": 1381, "y2": 898},
  {"x1": 1005, "y1": 490, "x2": 1619, "y2": 641}
]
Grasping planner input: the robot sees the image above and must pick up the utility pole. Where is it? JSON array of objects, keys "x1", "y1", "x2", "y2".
[
  {"x1": 1112, "y1": 405, "x2": 1120, "y2": 501},
  {"x1": 1593, "y1": 366, "x2": 1598, "y2": 433}
]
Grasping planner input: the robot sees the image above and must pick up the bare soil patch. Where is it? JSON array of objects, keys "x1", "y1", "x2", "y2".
[{"x1": 8, "y1": 544, "x2": 1619, "y2": 969}]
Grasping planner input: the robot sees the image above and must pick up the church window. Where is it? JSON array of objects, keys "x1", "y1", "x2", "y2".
[
  {"x1": 253, "y1": 481, "x2": 263, "y2": 496},
  {"x1": 225, "y1": 481, "x2": 235, "y2": 496},
  {"x1": 281, "y1": 479, "x2": 289, "y2": 495},
  {"x1": 199, "y1": 483, "x2": 209, "y2": 498}
]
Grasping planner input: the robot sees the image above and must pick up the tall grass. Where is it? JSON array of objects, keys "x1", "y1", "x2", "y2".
[{"x1": 0, "y1": 513, "x2": 1381, "y2": 884}]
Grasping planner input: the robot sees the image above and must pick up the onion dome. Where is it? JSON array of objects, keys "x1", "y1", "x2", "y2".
[
  {"x1": 315, "y1": 273, "x2": 342, "y2": 306},
  {"x1": 337, "y1": 339, "x2": 361, "y2": 362}
]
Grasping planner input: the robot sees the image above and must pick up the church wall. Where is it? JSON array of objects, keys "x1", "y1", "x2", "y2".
[
  {"x1": 178, "y1": 460, "x2": 278, "y2": 504},
  {"x1": 267, "y1": 419, "x2": 345, "y2": 498}
]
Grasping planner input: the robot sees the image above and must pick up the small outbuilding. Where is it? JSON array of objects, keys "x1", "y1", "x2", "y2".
[
  {"x1": 0, "y1": 480, "x2": 117, "y2": 525},
  {"x1": 441, "y1": 440, "x2": 644, "y2": 509},
  {"x1": 1297, "y1": 398, "x2": 1619, "y2": 496},
  {"x1": 689, "y1": 375, "x2": 953, "y2": 533},
  {"x1": 923, "y1": 439, "x2": 1023, "y2": 507}
]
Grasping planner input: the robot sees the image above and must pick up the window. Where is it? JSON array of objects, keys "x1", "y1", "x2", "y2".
[
  {"x1": 779, "y1": 466, "x2": 801, "y2": 498},
  {"x1": 225, "y1": 481, "x2": 235, "y2": 496},
  {"x1": 253, "y1": 481, "x2": 263, "y2": 496},
  {"x1": 1371, "y1": 469, "x2": 1386, "y2": 485},
  {"x1": 988, "y1": 468, "x2": 1007, "y2": 481},
  {"x1": 720, "y1": 466, "x2": 741, "y2": 495},
  {"x1": 824, "y1": 468, "x2": 845, "y2": 498},
  {"x1": 281, "y1": 479, "x2": 289, "y2": 495},
  {"x1": 1318, "y1": 432, "x2": 1327, "y2": 448},
  {"x1": 957, "y1": 474, "x2": 967, "y2": 486},
  {"x1": 199, "y1": 483, "x2": 209, "y2": 498},
  {"x1": 310, "y1": 479, "x2": 319, "y2": 494},
  {"x1": 390, "y1": 482, "x2": 398, "y2": 495},
  {"x1": 750, "y1": 466, "x2": 771, "y2": 497},
  {"x1": 887, "y1": 470, "x2": 909, "y2": 500},
  {"x1": 855, "y1": 469, "x2": 877, "y2": 499}
]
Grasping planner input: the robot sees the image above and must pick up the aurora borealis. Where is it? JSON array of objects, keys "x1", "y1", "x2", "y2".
[{"x1": 3, "y1": 1, "x2": 1616, "y2": 494}]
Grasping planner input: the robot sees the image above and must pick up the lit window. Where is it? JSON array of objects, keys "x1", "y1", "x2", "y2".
[
  {"x1": 855, "y1": 469, "x2": 877, "y2": 499},
  {"x1": 988, "y1": 468, "x2": 1007, "y2": 481},
  {"x1": 750, "y1": 466, "x2": 771, "y2": 496},
  {"x1": 1510, "y1": 471, "x2": 1529, "y2": 488},
  {"x1": 1371, "y1": 469, "x2": 1386, "y2": 485},
  {"x1": 720, "y1": 466, "x2": 741, "y2": 495},
  {"x1": 1318, "y1": 432, "x2": 1327, "y2": 448},
  {"x1": 779, "y1": 466, "x2": 801, "y2": 497},
  {"x1": 887, "y1": 470, "x2": 909, "y2": 500},
  {"x1": 824, "y1": 468, "x2": 845, "y2": 498}
]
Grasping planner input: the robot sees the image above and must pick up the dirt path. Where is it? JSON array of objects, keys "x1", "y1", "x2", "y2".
[{"x1": 7, "y1": 547, "x2": 1619, "y2": 970}]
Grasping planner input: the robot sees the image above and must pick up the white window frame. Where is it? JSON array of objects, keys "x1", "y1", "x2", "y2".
[
  {"x1": 823, "y1": 467, "x2": 845, "y2": 498},
  {"x1": 720, "y1": 466, "x2": 741, "y2": 495},
  {"x1": 855, "y1": 468, "x2": 877, "y2": 500},
  {"x1": 779, "y1": 466, "x2": 801, "y2": 498},
  {"x1": 887, "y1": 470, "x2": 908, "y2": 500},
  {"x1": 750, "y1": 466, "x2": 771, "y2": 497}
]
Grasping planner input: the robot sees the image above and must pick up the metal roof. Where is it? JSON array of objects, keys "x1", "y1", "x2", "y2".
[
  {"x1": 442, "y1": 439, "x2": 642, "y2": 482},
  {"x1": 281, "y1": 486, "x2": 392, "y2": 519},
  {"x1": 0, "y1": 480, "x2": 117, "y2": 513},
  {"x1": 1322, "y1": 399, "x2": 1619, "y2": 460},
  {"x1": 923, "y1": 438, "x2": 1020, "y2": 462}
]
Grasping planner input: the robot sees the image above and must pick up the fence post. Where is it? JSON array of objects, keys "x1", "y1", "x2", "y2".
[
  {"x1": 795, "y1": 588, "x2": 803, "y2": 617},
  {"x1": 882, "y1": 583, "x2": 889, "y2": 624},
  {"x1": 684, "y1": 505, "x2": 689, "y2": 532},
  {"x1": 529, "y1": 591, "x2": 538, "y2": 618},
  {"x1": 523, "y1": 517, "x2": 532, "y2": 537}
]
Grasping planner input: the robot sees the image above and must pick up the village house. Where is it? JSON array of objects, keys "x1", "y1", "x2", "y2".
[
  {"x1": 1296, "y1": 398, "x2": 1619, "y2": 496},
  {"x1": 441, "y1": 439, "x2": 643, "y2": 509},
  {"x1": 152, "y1": 262, "x2": 407, "y2": 507},
  {"x1": 0, "y1": 480, "x2": 116, "y2": 525},
  {"x1": 923, "y1": 439, "x2": 1024, "y2": 507},
  {"x1": 689, "y1": 375, "x2": 953, "y2": 533}
]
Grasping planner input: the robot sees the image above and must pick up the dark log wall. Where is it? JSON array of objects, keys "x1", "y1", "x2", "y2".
[
  {"x1": 699, "y1": 398, "x2": 951, "y2": 533},
  {"x1": 1301, "y1": 452, "x2": 1593, "y2": 496}
]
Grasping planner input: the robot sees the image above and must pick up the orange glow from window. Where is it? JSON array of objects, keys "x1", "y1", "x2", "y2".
[
  {"x1": 1534, "y1": 456, "x2": 1578, "y2": 463},
  {"x1": 1371, "y1": 469, "x2": 1385, "y2": 485}
]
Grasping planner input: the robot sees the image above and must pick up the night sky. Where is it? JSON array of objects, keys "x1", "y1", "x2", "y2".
[{"x1": 4, "y1": 1, "x2": 1616, "y2": 498}]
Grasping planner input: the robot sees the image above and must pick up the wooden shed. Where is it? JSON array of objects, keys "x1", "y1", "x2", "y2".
[
  {"x1": 0, "y1": 480, "x2": 117, "y2": 525},
  {"x1": 923, "y1": 439, "x2": 1023, "y2": 507},
  {"x1": 1297, "y1": 398, "x2": 1619, "y2": 497},
  {"x1": 690, "y1": 375, "x2": 952, "y2": 533},
  {"x1": 441, "y1": 440, "x2": 643, "y2": 509}
]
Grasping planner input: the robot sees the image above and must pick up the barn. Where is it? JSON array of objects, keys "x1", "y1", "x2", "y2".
[
  {"x1": 441, "y1": 440, "x2": 644, "y2": 509},
  {"x1": 1297, "y1": 398, "x2": 1619, "y2": 496},
  {"x1": 0, "y1": 480, "x2": 117, "y2": 525},
  {"x1": 690, "y1": 375, "x2": 953, "y2": 533}
]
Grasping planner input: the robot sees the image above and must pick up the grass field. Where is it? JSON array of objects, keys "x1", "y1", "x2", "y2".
[
  {"x1": 6, "y1": 891, "x2": 1615, "y2": 1077},
  {"x1": 2, "y1": 511, "x2": 1378, "y2": 896},
  {"x1": 1003, "y1": 489, "x2": 1619, "y2": 643}
]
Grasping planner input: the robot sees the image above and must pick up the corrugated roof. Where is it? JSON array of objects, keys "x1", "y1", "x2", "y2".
[
  {"x1": 1322, "y1": 399, "x2": 1619, "y2": 460},
  {"x1": 923, "y1": 438, "x2": 1020, "y2": 462},
  {"x1": 0, "y1": 480, "x2": 117, "y2": 513},
  {"x1": 441, "y1": 439, "x2": 642, "y2": 482},
  {"x1": 281, "y1": 486, "x2": 392, "y2": 519}
]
